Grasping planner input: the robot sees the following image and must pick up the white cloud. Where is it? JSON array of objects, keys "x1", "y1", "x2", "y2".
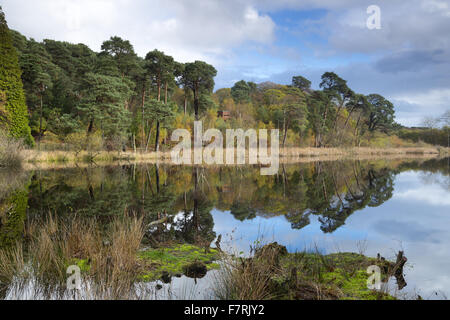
[
  {"x1": 393, "y1": 89, "x2": 450, "y2": 112},
  {"x1": 324, "y1": 0, "x2": 450, "y2": 54},
  {"x1": 1, "y1": 0, "x2": 275, "y2": 65},
  {"x1": 2, "y1": 0, "x2": 449, "y2": 125},
  {"x1": 395, "y1": 184, "x2": 450, "y2": 206},
  {"x1": 393, "y1": 89, "x2": 450, "y2": 125}
]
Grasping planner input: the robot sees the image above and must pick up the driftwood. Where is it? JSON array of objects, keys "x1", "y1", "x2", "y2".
[
  {"x1": 148, "y1": 211, "x2": 172, "y2": 227},
  {"x1": 215, "y1": 234, "x2": 222, "y2": 252},
  {"x1": 392, "y1": 251, "x2": 407, "y2": 290},
  {"x1": 148, "y1": 216, "x2": 169, "y2": 226}
]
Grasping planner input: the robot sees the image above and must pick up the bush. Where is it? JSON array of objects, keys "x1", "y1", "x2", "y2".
[
  {"x1": 65, "y1": 131, "x2": 104, "y2": 155},
  {"x1": 0, "y1": 130, "x2": 23, "y2": 168}
]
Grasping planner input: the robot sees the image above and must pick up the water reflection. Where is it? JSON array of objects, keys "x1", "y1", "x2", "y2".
[
  {"x1": 1, "y1": 157, "x2": 449, "y2": 299},
  {"x1": 23, "y1": 159, "x2": 447, "y2": 237}
]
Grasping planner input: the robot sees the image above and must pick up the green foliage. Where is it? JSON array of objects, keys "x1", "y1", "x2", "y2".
[
  {"x1": 0, "y1": 184, "x2": 29, "y2": 248},
  {"x1": 77, "y1": 72, "x2": 133, "y2": 141},
  {"x1": 101, "y1": 36, "x2": 139, "y2": 77},
  {"x1": 145, "y1": 49, "x2": 175, "y2": 98},
  {"x1": 292, "y1": 75, "x2": 311, "y2": 91},
  {"x1": 398, "y1": 126, "x2": 449, "y2": 147},
  {"x1": 0, "y1": 7, "x2": 33, "y2": 146},
  {"x1": 143, "y1": 99, "x2": 176, "y2": 124},
  {"x1": 3, "y1": 6, "x2": 405, "y2": 150},
  {"x1": 65, "y1": 131, "x2": 103, "y2": 154},
  {"x1": 183, "y1": 61, "x2": 217, "y2": 119},
  {"x1": 138, "y1": 244, "x2": 219, "y2": 281},
  {"x1": 320, "y1": 72, "x2": 355, "y2": 109},
  {"x1": 366, "y1": 94, "x2": 395, "y2": 132},
  {"x1": 307, "y1": 91, "x2": 336, "y2": 147},
  {"x1": 231, "y1": 80, "x2": 251, "y2": 104}
]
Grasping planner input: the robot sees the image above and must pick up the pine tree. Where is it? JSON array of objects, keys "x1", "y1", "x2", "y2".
[{"x1": 0, "y1": 7, "x2": 33, "y2": 146}]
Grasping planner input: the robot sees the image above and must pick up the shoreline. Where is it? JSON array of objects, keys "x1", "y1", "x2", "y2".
[{"x1": 19, "y1": 146, "x2": 449, "y2": 171}]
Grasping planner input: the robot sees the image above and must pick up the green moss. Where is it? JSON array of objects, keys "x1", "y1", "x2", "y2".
[
  {"x1": 277, "y1": 252, "x2": 396, "y2": 300},
  {"x1": 72, "y1": 258, "x2": 91, "y2": 272},
  {"x1": 138, "y1": 243, "x2": 219, "y2": 281}
]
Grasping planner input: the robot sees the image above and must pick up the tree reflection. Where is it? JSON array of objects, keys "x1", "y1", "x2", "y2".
[{"x1": 19, "y1": 157, "x2": 450, "y2": 245}]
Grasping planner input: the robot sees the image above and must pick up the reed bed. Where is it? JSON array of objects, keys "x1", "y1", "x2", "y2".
[
  {"x1": 0, "y1": 214, "x2": 148, "y2": 300},
  {"x1": 0, "y1": 131, "x2": 24, "y2": 169}
]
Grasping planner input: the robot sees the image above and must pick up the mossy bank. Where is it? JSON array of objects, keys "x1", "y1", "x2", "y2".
[{"x1": 216, "y1": 242, "x2": 401, "y2": 300}]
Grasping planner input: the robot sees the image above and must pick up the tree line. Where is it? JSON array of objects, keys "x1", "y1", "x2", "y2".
[
  {"x1": 3, "y1": 6, "x2": 443, "y2": 151},
  {"x1": 398, "y1": 111, "x2": 449, "y2": 147}
]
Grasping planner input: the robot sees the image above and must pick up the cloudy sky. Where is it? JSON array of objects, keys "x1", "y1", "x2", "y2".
[{"x1": 2, "y1": 0, "x2": 450, "y2": 126}]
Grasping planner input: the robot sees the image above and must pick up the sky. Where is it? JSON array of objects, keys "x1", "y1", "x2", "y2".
[{"x1": 1, "y1": 0, "x2": 450, "y2": 126}]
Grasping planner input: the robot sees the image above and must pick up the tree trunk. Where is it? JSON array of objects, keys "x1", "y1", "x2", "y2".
[
  {"x1": 145, "y1": 123, "x2": 153, "y2": 153},
  {"x1": 164, "y1": 81, "x2": 168, "y2": 104},
  {"x1": 38, "y1": 92, "x2": 43, "y2": 150},
  {"x1": 194, "y1": 89, "x2": 199, "y2": 120},
  {"x1": 354, "y1": 113, "x2": 362, "y2": 146},
  {"x1": 157, "y1": 81, "x2": 161, "y2": 102},
  {"x1": 333, "y1": 101, "x2": 345, "y2": 133},
  {"x1": 342, "y1": 107, "x2": 355, "y2": 132},
  {"x1": 338, "y1": 106, "x2": 355, "y2": 144},
  {"x1": 155, "y1": 121, "x2": 160, "y2": 152},
  {"x1": 87, "y1": 118, "x2": 94, "y2": 134},
  {"x1": 283, "y1": 119, "x2": 289, "y2": 148},
  {"x1": 141, "y1": 89, "x2": 146, "y2": 152},
  {"x1": 155, "y1": 81, "x2": 162, "y2": 152},
  {"x1": 155, "y1": 164, "x2": 160, "y2": 194}
]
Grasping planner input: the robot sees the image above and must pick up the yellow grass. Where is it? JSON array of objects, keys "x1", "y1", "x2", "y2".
[{"x1": 20, "y1": 147, "x2": 448, "y2": 171}]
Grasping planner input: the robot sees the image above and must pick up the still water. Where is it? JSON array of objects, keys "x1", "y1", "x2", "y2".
[{"x1": 1, "y1": 157, "x2": 449, "y2": 299}]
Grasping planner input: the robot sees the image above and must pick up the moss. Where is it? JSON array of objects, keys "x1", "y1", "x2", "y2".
[
  {"x1": 66, "y1": 258, "x2": 91, "y2": 273},
  {"x1": 275, "y1": 251, "x2": 396, "y2": 300},
  {"x1": 138, "y1": 243, "x2": 219, "y2": 281}
]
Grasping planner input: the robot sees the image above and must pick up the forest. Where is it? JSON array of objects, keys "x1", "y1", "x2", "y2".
[{"x1": 0, "y1": 6, "x2": 449, "y2": 159}]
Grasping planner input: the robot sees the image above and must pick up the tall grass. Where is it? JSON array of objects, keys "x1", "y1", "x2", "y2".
[
  {"x1": 0, "y1": 130, "x2": 24, "y2": 168},
  {"x1": 0, "y1": 214, "x2": 148, "y2": 300},
  {"x1": 211, "y1": 241, "x2": 396, "y2": 300},
  {"x1": 212, "y1": 241, "x2": 282, "y2": 300}
]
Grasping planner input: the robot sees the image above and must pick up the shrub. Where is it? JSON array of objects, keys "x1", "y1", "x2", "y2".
[{"x1": 65, "y1": 131, "x2": 104, "y2": 157}]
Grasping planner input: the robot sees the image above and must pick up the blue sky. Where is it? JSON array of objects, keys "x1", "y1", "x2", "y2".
[{"x1": 2, "y1": 0, "x2": 450, "y2": 126}]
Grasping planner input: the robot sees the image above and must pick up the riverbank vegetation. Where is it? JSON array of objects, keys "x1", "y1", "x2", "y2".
[
  {"x1": 0, "y1": 214, "x2": 148, "y2": 299},
  {"x1": 0, "y1": 211, "x2": 402, "y2": 300},
  {"x1": 0, "y1": 130, "x2": 24, "y2": 168},
  {"x1": 18, "y1": 146, "x2": 447, "y2": 167},
  {"x1": 1, "y1": 158, "x2": 448, "y2": 299},
  {"x1": 0, "y1": 6, "x2": 448, "y2": 163},
  {"x1": 213, "y1": 242, "x2": 402, "y2": 300}
]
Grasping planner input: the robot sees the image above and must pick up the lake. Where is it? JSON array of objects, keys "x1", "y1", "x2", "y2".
[{"x1": 1, "y1": 157, "x2": 449, "y2": 299}]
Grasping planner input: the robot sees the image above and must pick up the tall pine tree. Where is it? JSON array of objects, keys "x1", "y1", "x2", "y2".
[{"x1": 0, "y1": 7, "x2": 33, "y2": 146}]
